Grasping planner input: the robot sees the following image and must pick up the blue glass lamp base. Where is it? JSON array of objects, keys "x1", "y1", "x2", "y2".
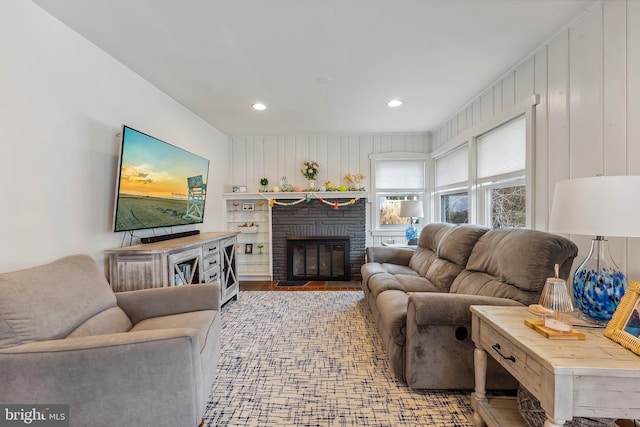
[
  {"x1": 572, "y1": 237, "x2": 627, "y2": 326},
  {"x1": 573, "y1": 268, "x2": 626, "y2": 326}
]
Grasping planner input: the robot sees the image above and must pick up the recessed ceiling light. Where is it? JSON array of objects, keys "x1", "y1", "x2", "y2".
[
  {"x1": 252, "y1": 103, "x2": 266, "y2": 111},
  {"x1": 316, "y1": 76, "x2": 333, "y2": 85},
  {"x1": 387, "y1": 99, "x2": 402, "y2": 108}
]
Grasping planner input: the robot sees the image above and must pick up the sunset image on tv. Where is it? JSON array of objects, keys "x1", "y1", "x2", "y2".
[{"x1": 114, "y1": 126, "x2": 210, "y2": 232}]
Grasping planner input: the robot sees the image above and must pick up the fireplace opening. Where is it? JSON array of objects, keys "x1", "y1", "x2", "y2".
[{"x1": 286, "y1": 236, "x2": 351, "y2": 281}]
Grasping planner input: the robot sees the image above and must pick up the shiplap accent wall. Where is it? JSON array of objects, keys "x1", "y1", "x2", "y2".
[
  {"x1": 431, "y1": 1, "x2": 640, "y2": 279},
  {"x1": 230, "y1": 134, "x2": 429, "y2": 193}
]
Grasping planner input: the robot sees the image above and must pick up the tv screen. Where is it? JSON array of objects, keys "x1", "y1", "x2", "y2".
[{"x1": 113, "y1": 125, "x2": 210, "y2": 232}]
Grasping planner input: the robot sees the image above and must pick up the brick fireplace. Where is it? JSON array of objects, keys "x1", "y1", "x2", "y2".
[{"x1": 271, "y1": 198, "x2": 366, "y2": 281}]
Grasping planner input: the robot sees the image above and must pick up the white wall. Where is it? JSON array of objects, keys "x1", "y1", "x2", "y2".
[
  {"x1": 0, "y1": 0, "x2": 230, "y2": 272},
  {"x1": 230, "y1": 134, "x2": 429, "y2": 193},
  {"x1": 230, "y1": 134, "x2": 430, "y2": 246},
  {"x1": 431, "y1": 1, "x2": 640, "y2": 279}
]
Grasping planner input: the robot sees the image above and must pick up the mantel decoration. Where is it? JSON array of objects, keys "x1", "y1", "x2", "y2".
[
  {"x1": 263, "y1": 192, "x2": 366, "y2": 210},
  {"x1": 343, "y1": 173, "x2": 366, "y2": 191},
  {"x1": 259, "y1": 178, "x2": 269, "y2": 192},
  {"x1": 301, "y1": 161, "x2": 319, "y2": 190}
]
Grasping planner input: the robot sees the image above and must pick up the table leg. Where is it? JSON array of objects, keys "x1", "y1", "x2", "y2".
[{"x1": 472, "y1": 346, "x2": 487, "y2": 427}]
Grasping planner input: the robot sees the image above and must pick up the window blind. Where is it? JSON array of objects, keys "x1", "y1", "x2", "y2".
[
  {"x1": 435, "y1": 145, "x2": 468, "y2": 187},
  {"x1": 477, "y1": 116, "x2": 525, "y2": 179},
  {"x1": 375, "y1": 160, "x2": 425, "y2": 189}
]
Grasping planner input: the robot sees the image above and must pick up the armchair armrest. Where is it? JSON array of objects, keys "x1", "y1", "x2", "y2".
[
  {"x1": 365, "y1": 246, "x2": 414, "y2": 265},
  {"x1": 0, "y1": 329, "x2": 203, "y2": 424},
  {"x1": 116, "y1": 283, "x2": 220, "y2": 324},
  {"x1": 408, "y1": 292, "x2": 523, "y2": 326}
]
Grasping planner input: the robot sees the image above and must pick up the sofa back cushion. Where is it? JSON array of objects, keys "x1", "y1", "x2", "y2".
[
  {"x1": 409, "y1": 223, "x2": 455, "y2": 276},
  {"x1": 449, "y1": 229, "x2": 579, "y2": 305},
  {"x1": 0, "y1": 255, "x2": 132, "y2": 349},
  {"x1": 425, "y1": 225, "x2": 489, "y2": 291}
]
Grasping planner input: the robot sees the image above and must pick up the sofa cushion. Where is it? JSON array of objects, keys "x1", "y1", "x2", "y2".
[
  {"x1": 408, "y1": 223, "x2": 455, "y2": 274},
  {"x1": 0, "y1": 255, "x2": 122, "y2": 349},
  {"x1": 368, "y1": 273, "x2": 439, "y2": 299},
  {"x1": 130, "y1": 310, "x2": 218, "y2": 352},
  {"x1": 66, "y1": 307, "x2": 133, "y2": 339},
  {"x1": 437, "y1": 225, "x2": 489, "y2": 266},
  {"x1": 450, "y1": 228, "x2": 579, "y2": 305},
  {"x1": 425, "y1": 225, "x2": 489, "y2": 291}
]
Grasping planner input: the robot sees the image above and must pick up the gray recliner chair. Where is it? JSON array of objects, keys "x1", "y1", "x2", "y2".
[{"x1": 0, "y1": 254, "x2": 221, "y2": 427}]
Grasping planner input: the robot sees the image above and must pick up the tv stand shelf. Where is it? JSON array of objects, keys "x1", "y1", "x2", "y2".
[{"x1": 105, "y1": 231, "x2": 239, "y2": 305}]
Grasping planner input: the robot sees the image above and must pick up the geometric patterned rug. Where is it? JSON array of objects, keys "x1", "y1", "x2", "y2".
[{"x1": 203, "y1": 291, "x2": 474, "y2": 426}]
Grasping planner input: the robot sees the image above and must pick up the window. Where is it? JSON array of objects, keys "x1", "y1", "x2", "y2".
[
  {"x1": 434, "y1": 145, "x2": 469, "y2": 224},
  {"x1": 441, "y1": 192, "x2": 468, "y2": 224},
  {"x1": 430, "y1": 96, "x2": 534, "y2": 228},
  {"x1": 477, "y1": 116, "x2": 526, "y2": 228},
  {"x1": 370, "y1": 154, "x2": 428, "y2": 231}
]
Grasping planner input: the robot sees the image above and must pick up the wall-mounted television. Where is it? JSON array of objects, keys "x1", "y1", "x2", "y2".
[{"x1": 113, "y1": 125, "x2": 210, "y2": 233}]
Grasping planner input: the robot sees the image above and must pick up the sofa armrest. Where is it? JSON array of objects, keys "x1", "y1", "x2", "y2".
[
  {"x1": 365, "y1": 246, "x2": 414, "y2": 265},
  {"x1": 404, "y1": 292, "x2": 522, "y2": 389},
  {"x1": 0, "y1": 329, "x2": 204, "y2": 424},
  {"x1": 116, "y1": 283, "x2": 220, "y2": 324},
  {"x1": 408, "y1": 292, "x2": 523, "y2": 326}
]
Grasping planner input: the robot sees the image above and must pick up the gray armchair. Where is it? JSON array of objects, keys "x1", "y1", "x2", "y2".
[{"x1": 0, "y1": 255, "x2": 220, "y2": 427}]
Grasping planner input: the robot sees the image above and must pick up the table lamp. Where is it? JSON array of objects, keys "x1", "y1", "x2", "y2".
[
  {"x1": 548, "y1": 175, "x2": 640, "y2": 325},
  {"x1": 400, "y1": 200, "x2": 423, "y2": 244}
]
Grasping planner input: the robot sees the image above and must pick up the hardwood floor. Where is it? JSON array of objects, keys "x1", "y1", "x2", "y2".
[{"x1": 239, "y1": 281, "x2": 274, "y2": 291}]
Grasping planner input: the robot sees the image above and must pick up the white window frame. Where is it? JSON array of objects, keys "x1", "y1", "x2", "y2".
[{"x1": 369, "y1": 152, "x2": 429, "y2": 236}]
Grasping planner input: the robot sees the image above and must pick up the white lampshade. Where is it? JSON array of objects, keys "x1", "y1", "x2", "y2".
[
  {"x1": 549, "y1": 176, "x2": 640, "y2": 237},
  {"x1": 400, "y1": 200, "x2": 424, "y2": 218}
]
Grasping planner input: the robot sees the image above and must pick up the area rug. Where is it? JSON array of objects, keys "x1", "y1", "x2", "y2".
[
  {"x1": 272, "y1": 280, "x2": 362, "y2": 291},
  {"x1": 203, "y1": 291, "x2": 473, "y2": 426}
]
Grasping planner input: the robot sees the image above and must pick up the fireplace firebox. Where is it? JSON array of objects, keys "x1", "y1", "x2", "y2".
[{"x1": 286, "y1": 236, "x2": 350, "y2": 281}]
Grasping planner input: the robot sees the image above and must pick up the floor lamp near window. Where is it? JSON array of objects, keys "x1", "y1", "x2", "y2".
[
  {"x1": 400, "y1": 200, "x2": 423, "y2": 245},
  {"x1": 549, "y1": 175, "x2": 640, "y2": 325}
]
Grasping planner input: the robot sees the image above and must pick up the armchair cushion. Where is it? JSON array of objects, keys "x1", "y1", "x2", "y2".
[{"x1": 0, "y1": 255, "x2": 125, "y2": 349}]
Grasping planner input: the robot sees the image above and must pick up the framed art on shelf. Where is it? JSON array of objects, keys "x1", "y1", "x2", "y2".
[
  {"x1": 245, "y1": 243, "x2": 253, "y2": 254},
  {"x1": 242, "y1": 202, "x2": 254, "y2": 211},
  {"x1": 604, "y1": 280, "x2": 640, "y2": 356}
]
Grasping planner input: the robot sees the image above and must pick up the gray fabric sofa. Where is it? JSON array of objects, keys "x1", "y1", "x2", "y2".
[
  {"x1": 0, "y1": 254, "x2": 221, "y2": 427},
  {"x1": 361, "y1": 224, "x2": 578, "y2": 390}
]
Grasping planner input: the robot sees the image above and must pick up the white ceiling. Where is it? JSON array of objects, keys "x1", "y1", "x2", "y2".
[{"x1": 32, "y1": 0, "x2": 592, "y2": 136}]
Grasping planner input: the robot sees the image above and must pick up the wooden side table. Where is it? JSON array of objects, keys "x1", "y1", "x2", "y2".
[{"x1": 470, "y1": 305, "x2": 640, "y2": 427}]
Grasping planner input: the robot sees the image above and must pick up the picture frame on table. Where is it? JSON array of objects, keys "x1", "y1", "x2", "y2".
[
  {"x1": 245, "y1": 243, "x2": 253, "y2": 254},
  {"x1": 605, "y1": 280, "x2": 640, "y2": 356},
  {"x1": 242, "y1": 202, "x2": 254, "y2": 212}
]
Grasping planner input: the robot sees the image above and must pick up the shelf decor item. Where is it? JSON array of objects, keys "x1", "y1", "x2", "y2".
[
  {"x1": 343, "y1": 173, "x2": 366, "y2": 191},
  {"x1": 605, "y1": 280, "x2": 640, "y2": 356},
  {"x1": 399, "y1": 200, "x2": 423, "y2": 244},
  {"x1": 259, "y1": 178, "x2": 269, "y2": 192},
  {"x1": 302, "y1": 160, "x2": 319, "y2": 190},
  {"x1": 549, "y1": 175, "x2": 640, "y2": 325},
  {"x1": 237, "y1": 222, "x2": 258, "y2": 233}
]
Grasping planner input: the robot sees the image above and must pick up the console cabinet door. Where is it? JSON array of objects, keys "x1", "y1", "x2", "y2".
[{"x1": 168, "y1": 248, "x2": 203, "y2": 286}]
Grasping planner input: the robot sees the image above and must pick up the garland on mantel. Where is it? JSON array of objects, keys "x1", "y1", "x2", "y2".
[{"x1": 260, "y1": 192, "x2": 365, "y2": 210}]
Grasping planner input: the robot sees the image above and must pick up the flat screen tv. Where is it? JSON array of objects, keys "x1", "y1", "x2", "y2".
[{"x1": 113, "y1": 125, "x2": 210, "y2": 233}]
